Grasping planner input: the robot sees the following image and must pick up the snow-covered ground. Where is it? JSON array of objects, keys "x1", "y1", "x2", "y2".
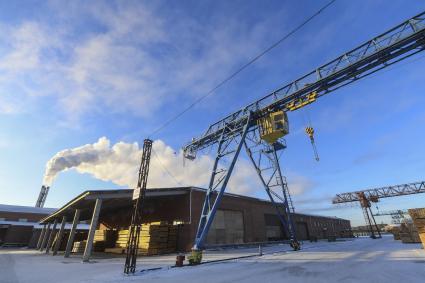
[{"x1": 1, "y1": 236, "x2": 425, "y2": 283}]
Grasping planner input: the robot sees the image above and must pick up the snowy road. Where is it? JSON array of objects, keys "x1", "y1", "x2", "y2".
[{"x1": 1, "y1": 236, "x2": 425, "y2": 283}]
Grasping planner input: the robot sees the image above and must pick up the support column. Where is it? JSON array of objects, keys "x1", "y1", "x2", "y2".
[
  {"x1": 83, "y1": 198, "x2": 102, "y2": 262},
  {"x1": 45, "y1": 218, "x2": 58, "y2": 254},
  {"x1": 53, "y1": 216, "x2": 67, "y2": 256},
  {"x1": 64, "y1": 209, "x2": 80, "y2": 258},
  {"x1": 36, "y1": 224, "x2": 47, "y2": 250},
  {"x1": 40, "y1": 222, "x2": 52, "y2": 251}
]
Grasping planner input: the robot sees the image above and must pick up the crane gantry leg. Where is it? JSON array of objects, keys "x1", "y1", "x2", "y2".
[
  {"x1": 190, "y1": 113, "x2": 252, "y2": 264},
  {"x1": 190, "y1": 114, "x2": 301, "y2": 264},
  {"x1": 244, "y1": 131, "x2": 300, "y2": 250}
]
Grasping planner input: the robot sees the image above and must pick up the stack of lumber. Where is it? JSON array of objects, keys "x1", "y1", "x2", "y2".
[
  {"x1": 399, "y1": 222, "x2": 421, "y2": 243},
  {"x1": 105, "y1": 222, "x2": 178, "y2": 255},
  {"x1": 72, "y1": 241, "x2": 86, "y2": 253},
  {"x1": 408, "y1": 208, "x2": 425, "y2": 249},
  {"x1": 93, "y1": 230, "x2": 117, "y2": 251},
  {"x1": 384, "y1": 225, "x2": 401, "y2": 240}
]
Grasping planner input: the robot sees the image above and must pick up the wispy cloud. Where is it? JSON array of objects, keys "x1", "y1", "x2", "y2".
[{"x1": 0, "y1": 1, "x2": 286, "y2": 124}]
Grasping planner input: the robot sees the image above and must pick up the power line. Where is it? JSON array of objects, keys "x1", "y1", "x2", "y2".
[
  {"x1": 148, "y1": 0, "x2": 337, "y2": 138},
  {"x1": 151, "y1": 148, "x2": 183, "y2": 186}
]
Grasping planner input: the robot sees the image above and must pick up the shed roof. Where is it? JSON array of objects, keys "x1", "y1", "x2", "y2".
[
  {"x1": 40, "y1": 187, "x2": 193, "y2": 224},
  {"x1": 0, "y1": 204, "x2": 56, "y2": 215},
  {"x1": 40, "y1": 186, "x2": 348, "y2": 224}
]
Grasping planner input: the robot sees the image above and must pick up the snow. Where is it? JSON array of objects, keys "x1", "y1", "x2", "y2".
[
  {"x1": 1, "y1": 236, "x2": 425, "y2": 283},
  {"x1": 0, "y1": 204, "x2": 56, "y2": 214}
]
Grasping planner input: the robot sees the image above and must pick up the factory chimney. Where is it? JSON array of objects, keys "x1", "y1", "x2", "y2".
[{"x1": 35, "y1": 185, "x2": 50, "y2": 208}]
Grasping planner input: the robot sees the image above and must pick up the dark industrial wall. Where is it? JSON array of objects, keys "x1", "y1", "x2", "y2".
[
  {"x1": 85, "y1": 188, "x2": 351, "y2": 252},
  {"x1": 2, "y1": 226, "x2": 34, "y2": 245},
  {"x1": 188, "y1": 190, "x2": 352, "y2": 248},
  {"x1": 100, "y1": 194, "x2": 191, "y2": 229}
]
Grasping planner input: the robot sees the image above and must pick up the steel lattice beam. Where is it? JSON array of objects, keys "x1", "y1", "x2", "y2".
[
  {"x1": 332, "y1": 181, "x2": 425, "y2": 204},
  {"x1": 184, "y1": 11, "x2": 425, "y2": 154},
  {"x1": 373, "y1": 209, "x2": 408, "y2": 217}
]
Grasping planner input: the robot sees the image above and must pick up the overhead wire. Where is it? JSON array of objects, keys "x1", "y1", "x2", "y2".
[
  {"x1": 149, "y1": 17, "x2": 425, "y2": 188},
  {"x1": 147, "y1": 0, "x2": 338, "y2": 185},
  {"x1": 151, "y1": 148, "x2": 183, "y2": 186},
  {"x1": 148, "y1": 0, "x2": 338, "y2": 138}
]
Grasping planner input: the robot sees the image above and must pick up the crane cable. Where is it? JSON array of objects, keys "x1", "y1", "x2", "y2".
[{"x1": 302, "y1": 106, "x2": 319, "y2": 161}]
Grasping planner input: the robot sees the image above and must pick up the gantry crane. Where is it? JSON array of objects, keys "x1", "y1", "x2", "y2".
[
  {"x1": 332, "y1": 181, "x2": 425, "y2": 237},
  {"x1": 183, "y1": 12, "x2": 425, "y2": 263},
  {"x1": 373, "y1": 209, "x2": 408, "y2": 224}
]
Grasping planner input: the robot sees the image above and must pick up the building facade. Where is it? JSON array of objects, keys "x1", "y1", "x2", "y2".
[
  {"x1": 39, "y1": 187, "x2": 352, "y2": 259},
  {"x1": 0, "y1": 204, "x2": 55, "y2": 246}
]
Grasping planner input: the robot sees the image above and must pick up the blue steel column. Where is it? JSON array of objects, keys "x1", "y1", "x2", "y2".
[
  {"x1": 244, "y1": 143, "x2": 291, "y2": 235},
  {"x1": 193, "y1": 113, "x2": 252, "y2": 250},
  {"x1": 271, "y1": 145, "x2": 298, "y2": 241}
]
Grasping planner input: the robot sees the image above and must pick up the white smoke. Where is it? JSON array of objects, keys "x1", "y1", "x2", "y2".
[{"x1": 42, "y1": 137, "x2": 265, "y2": 195}]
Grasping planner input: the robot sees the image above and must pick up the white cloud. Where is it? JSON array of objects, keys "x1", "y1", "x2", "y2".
[{"x1": 0, "y1": 2, "x2": 278, "y2": 122}]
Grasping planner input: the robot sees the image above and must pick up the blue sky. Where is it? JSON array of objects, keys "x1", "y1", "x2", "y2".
[{"x1": 0, "y1": 0, "x2": 424, "y2": 226}]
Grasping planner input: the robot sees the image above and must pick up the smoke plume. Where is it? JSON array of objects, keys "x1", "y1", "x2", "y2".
[{"x1": 43, "y1": 137, "x2": 312, "y2": 197}]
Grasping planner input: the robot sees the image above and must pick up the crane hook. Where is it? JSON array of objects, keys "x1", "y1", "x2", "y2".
[{"x1": 305, "y1": 126, "x2": 319, "y2": 161}]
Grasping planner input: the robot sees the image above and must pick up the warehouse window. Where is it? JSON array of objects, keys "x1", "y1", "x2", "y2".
[{"x1": 18, "y1": 218, "x2": 28, "y2": 222}]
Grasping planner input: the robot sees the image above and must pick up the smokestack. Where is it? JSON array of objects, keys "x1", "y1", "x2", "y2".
[{"x1": 35, "y1": 185, "x2": 50, "y2": 208}]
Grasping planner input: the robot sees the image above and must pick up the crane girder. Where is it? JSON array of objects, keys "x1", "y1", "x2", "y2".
[
  {"x1": 184, "y1": 11, "x2": 425, "y2": 154},
  {"x1": 373, "y1": 209, "x2": 408, "y2": 217},
  {"x1": 332, "y1": 181, "x2": 425, "y2": 204}
]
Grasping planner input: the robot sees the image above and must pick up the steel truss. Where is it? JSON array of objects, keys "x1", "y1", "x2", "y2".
[
  {"x1": 332, "y1": 181, "x2": 425, "y2": 204},
  {"x1": 361, "y1": 205, "x2": 381, "y2": 239},
  {"x1": 124, "y1": 139, "x2": 152, "y2": 274},
  {"x1": 193, "y1": 114, "x2": 252, "y2": 249},
  {"x1": 193, "y1": 113, "x2": 299, "y2": 250},
  {"x1": 244, "y1": 130, "x2": 299, "y2": 249},
  {"x1": 373, "y1": 210, "x2": 408, "y2": 224},
  {"x1": 184, "y1": 11, "x2": 425, "y2": 155}
]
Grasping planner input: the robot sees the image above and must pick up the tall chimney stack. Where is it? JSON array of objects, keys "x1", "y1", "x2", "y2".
[{"x1": 35, "y1": 185, "x2": 50, "y2": 208}]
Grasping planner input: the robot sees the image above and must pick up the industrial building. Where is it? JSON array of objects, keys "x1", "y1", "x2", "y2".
[
  {"x1": 0, "y1": 204, "x2": 56, "y2": 246},
  {"x1": 37, "y1": 187, "x2": 352, "y2": 261}
]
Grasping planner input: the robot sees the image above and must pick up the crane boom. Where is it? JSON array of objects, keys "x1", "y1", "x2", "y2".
[
  {"x1": 184, "y1": 11, "x2": 425, "y2": 154},
  {"x1": 332, "y1": 181, "x2": 425, "y2": 204}
]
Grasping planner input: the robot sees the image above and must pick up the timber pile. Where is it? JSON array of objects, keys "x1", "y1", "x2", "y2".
[
  {"x1": 384, "y1": 225, "x2": 401, "y2": 240},
  {"x1": 408, "y1": 208, "x2": 425, "y2": 249},
  {"x1": 72, "y1": 241, "x2": 86, "y2": 253},
  {"x1": 399, "y1": 222, "x2": 421, "y2": 243},
  {"x1": 106, "y1": 222, "x2": 178, "y2": 255},
  {"x1": 93, "y1": 230, "x2": 117, "y2": 251}
]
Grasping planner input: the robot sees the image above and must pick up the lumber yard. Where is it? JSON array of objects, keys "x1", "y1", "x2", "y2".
[{"x1": 1, "y1": 2, "x2": 425, "y2": 283}]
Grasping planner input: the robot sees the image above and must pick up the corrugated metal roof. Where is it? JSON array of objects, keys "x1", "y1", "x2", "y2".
[{"x1": 0, "y1": 204, "x2": 56, "y2": 214}]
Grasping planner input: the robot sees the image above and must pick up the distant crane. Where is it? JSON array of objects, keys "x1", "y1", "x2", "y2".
[
  {"x1": 373, "y1": 209, "x2": 408, "y2": 224},
  {"x1": 183, "y1": 12, "x2": 425, "y2": 263},
  {"x1": 332, "y1": 181, "x2": 425, "y2": 237}
]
